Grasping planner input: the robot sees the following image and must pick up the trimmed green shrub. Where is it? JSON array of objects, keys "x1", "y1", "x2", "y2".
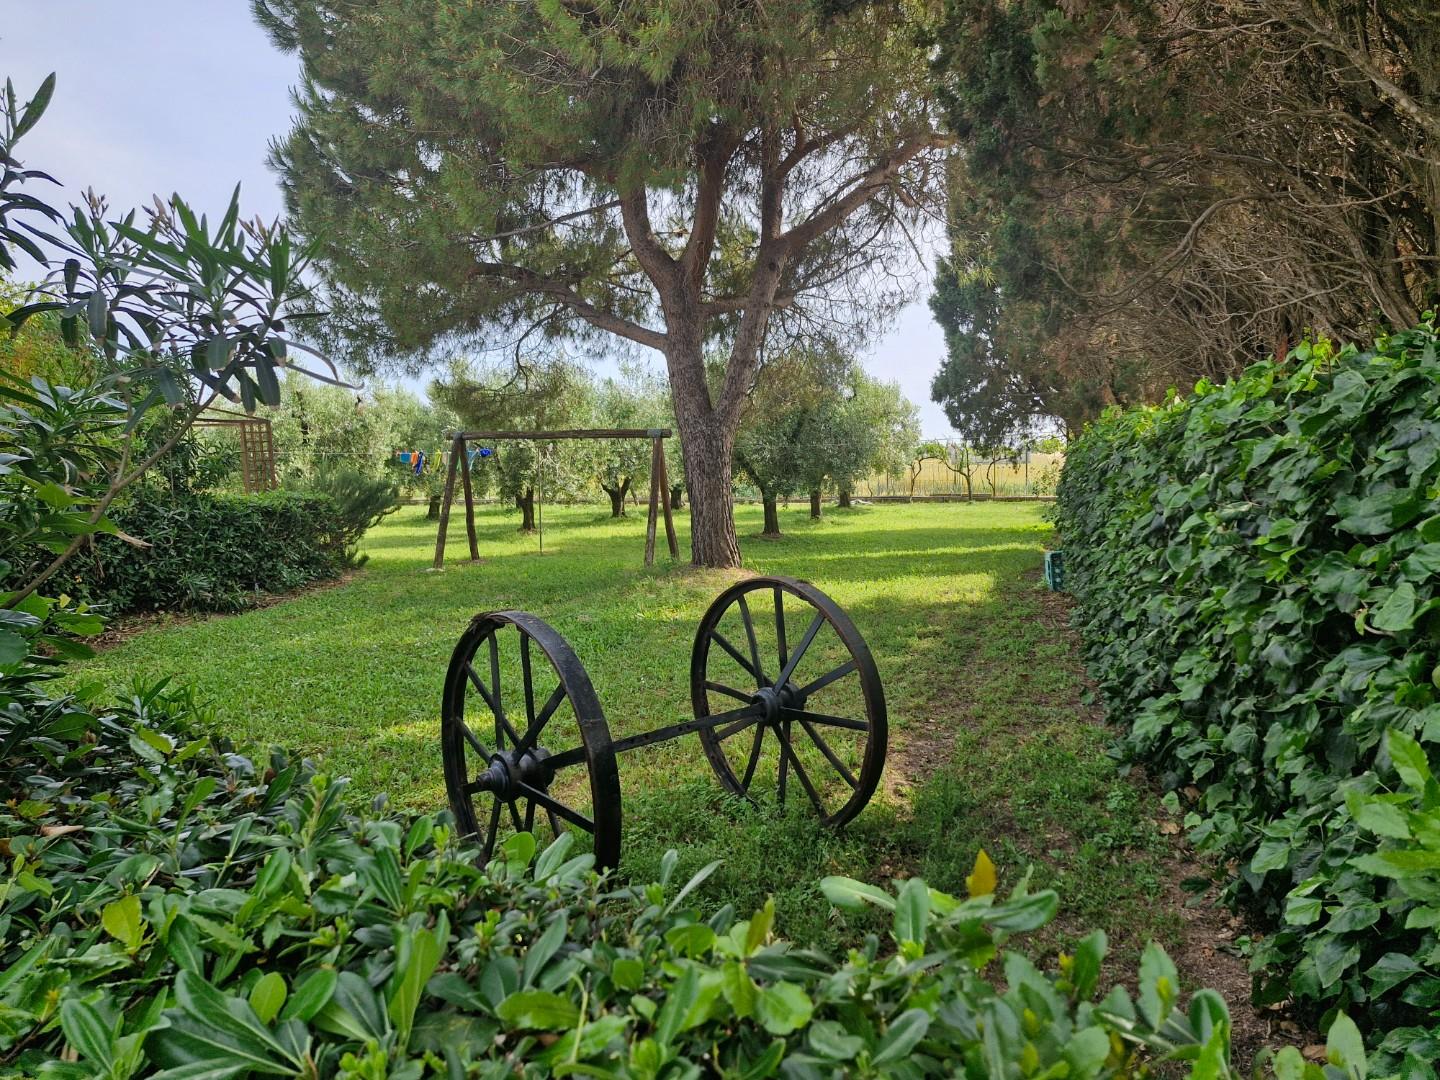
[
  {"x1": 1056, "y1": 317, "x2": 1440, "y2": 1056},
  {"x1": 57, "y1": 489, "x2": 351, "y2": 613},
  {"x1": 0, "y1": 626, "x2": 1375, "y2": 1077}
]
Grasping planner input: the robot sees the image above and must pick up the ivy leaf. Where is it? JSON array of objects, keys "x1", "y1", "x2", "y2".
[
  {"x1": 1364, "y1": 953, "x2": 1422, "y2": 996},
  {"x1": 1336, "y1": 490, "x2": 1423, "y2": 535},
  {"x1": 1369, "y1": 582, "x2": 1418, "y2": 632}
]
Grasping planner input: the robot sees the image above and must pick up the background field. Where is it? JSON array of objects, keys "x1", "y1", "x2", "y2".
[
  {"x1": 71, "y1": 500, "x2": 1177, "y2": 958},
  {"x1": 856, "y1": 450, "x2": 1065, "y2": 498}
]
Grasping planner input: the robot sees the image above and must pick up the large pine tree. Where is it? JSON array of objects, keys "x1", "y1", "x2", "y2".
[{"x1": 253, "y1": 0, "x2": 946, "y2": 567}]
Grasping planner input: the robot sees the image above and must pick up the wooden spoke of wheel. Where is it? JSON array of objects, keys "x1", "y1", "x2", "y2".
[
  {"x1": 795, "y1": 659, "x2": 857, "y2": 700},
  {"x1": 464, "y1": 656, "x2": 523, "y2": 749},
  {"x1": 739, "y1": 726, "x2": 765, "y2": 792},
  {"x1": 737, "y1": 594, "x2": 767, "y2": 687},
  {"x1": 489, "y1": 634, "x2": 525, "y2": 748},
  {"x1": 778, "y1": 707, "x2": 870, "y2": 732},
  {"x1": 517, "y1": 681, "x2": 567, "y2": 754},
  {"x1": 457, "y1": 720, "x2": 490, "y2": 759},
  {"x1": 705, "y1": 679, "x2": 754, "y2": 704},
  {"x1": 517, "y1": 782, "x2": 595, "y2": 831},
  {"x1": 774, "y1": 586, "x2": 788, "y2": 676}
]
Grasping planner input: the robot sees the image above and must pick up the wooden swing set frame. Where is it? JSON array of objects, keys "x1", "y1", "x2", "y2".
[{"x1": 431, "y1": 428, "x2": 680, "y2": 568}]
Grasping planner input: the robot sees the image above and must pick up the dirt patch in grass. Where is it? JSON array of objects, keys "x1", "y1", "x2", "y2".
[{"x1": 1159, "y1": 848, "x2": 1310, "y2": 1068}]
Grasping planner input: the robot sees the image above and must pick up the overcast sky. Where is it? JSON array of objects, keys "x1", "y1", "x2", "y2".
[{"x1": 4, "y1": 2, "x2": 956, "y2": 434}]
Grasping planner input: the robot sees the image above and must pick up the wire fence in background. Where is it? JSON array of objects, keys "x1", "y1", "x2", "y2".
[{"x1": 856, "y1": 443, "x2": 1064, "y2": 499}]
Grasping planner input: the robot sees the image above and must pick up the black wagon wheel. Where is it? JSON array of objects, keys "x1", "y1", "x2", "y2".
[
  {"x1": 692, "y1": 576, "x2": 886, "y2": 827},
  {"x1": 442, "y1": 611, "x2": 622, "y2": 870}
]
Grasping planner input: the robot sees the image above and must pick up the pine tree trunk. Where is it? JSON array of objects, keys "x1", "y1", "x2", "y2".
[
  {"x1": 670, "y1": 484, "x2": 685, "y2": 510},
  {"x1": 838, "y1": 486, "x2": 852, "y2": 509},
  {"x1": 517, "y1": 490, "x2": 536, "y2": 531},
  {"x1": 426, "y1": 494, "x2": 441, "y2": 520},
  {"x1": 762, "y1": 494, "x2": 780, "y2": 536},
  {"x1": 685, "y1": 437, "x2": 741, "y2": 565},
  {"x1": 667, "y1": 336, "x2": 742, "y2": 568},
  {"x1": 809, "y1": 489, "x2": 822, "y2": 519}
]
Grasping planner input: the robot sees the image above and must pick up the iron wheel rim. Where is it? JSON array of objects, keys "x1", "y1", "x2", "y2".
[
  {"x1": 441, "y1": 610, "x2": 622, "y2": 870},
  {"x1": 691, "y1": 575, "x2": 886, "y2": 826}
]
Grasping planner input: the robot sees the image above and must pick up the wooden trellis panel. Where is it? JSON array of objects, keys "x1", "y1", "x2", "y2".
[{"x1": 195, "y1": 412, "x2": 279, "y2": 494}]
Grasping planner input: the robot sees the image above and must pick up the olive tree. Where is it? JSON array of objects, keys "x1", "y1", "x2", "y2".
[
  {"x1": 586, "y1": 373, "x2": 662, "y2": 518},
  {"x1": 835, "y1": 376, "x2": 919, "y2": 508},
  {"x1": 429, "y1": 359, "x2": 591, "y2": 531}
]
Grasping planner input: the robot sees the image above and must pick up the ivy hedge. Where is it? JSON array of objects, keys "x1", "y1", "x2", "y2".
[
  {"x1": 49, "y1": 490, "x2": 351, "y2": 614},
  {"x1": 1056, "y1": 317, "x2": 1440, "y2": 1063},
  {"x1": 0, "y1": 607, "x2": 1373, "y2": 1078}
]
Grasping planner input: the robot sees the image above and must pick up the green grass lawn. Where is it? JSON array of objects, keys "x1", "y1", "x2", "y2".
[{"x1": 71, "y1": 499, "x2": 1179, "y2": 961}]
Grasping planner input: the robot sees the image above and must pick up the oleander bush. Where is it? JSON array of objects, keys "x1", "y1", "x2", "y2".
[
  {"x1": 1056, "y1": 316, "x2": 1440, "y2": 1060},
  {"x1": 49, "y1": 488, "x2": 351, "y2": 614},
  {"x1": 0, "y1": 613, "x2": 1377, "y2": 1079}
]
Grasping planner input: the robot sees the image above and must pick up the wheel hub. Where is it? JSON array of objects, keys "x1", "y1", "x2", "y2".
[
  {"x1": 752, "y1": 682, "x2": 802, "y2": 725},
  {"x1": 470, "y1": 746, "x2": 554, "y2": 800}
]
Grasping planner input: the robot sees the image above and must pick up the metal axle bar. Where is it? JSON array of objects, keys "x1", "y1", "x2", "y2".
[{"x1": 609, "y1": 704, "x2": 763, "y2": 755}]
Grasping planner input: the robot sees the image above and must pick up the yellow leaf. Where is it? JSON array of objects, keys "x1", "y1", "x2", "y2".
[
  {"x1": 966, "y1": 848, "x2": 997, "y2": 898},
  {"x1": 101, "y1": 894, "x2": 144, "y2": 952}
]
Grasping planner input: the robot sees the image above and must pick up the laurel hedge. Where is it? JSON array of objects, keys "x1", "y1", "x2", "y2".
[
  {"x1": 47, "y1": 490, "x2": 351, "y2": 614},
  {"x1": 1056, "y1": 317, "x2": 1440, "y2": 1065}
]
